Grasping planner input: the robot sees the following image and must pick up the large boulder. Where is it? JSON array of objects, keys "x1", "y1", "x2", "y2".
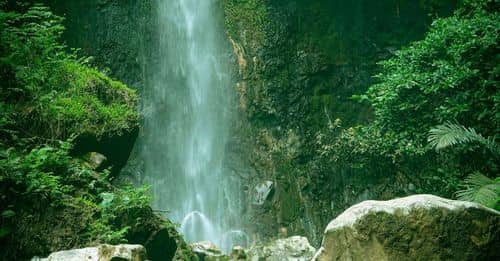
[
  {"x1": 32, "y1": 244, "x2": 146, "y2": 261},
  {"x1": 247, "y1": 236, "x2": 316, "y2": 261},
  {"x1": 313, "y1": 194, "x2": 500, "y2": 261}
]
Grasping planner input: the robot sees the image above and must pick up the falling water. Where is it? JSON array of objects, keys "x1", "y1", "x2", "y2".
[{"x1": 136, "y1": 0, "x2": 246, "y2": 252}]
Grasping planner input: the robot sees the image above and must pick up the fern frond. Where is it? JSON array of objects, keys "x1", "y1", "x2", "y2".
[
  {"x1": 428, "y1": 122, "x2": 499, "y2": 154},
  {"x1": 455, "y1": 172, "x2": 500, "y2": 209}
]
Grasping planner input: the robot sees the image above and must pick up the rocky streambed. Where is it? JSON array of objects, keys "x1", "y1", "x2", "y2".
[{"x1": 34, "y1": 195, "x2": 499, "y2": 261}]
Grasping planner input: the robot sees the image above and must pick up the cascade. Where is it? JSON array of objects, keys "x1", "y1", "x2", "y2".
[{"x1": 136, "y1": 0, "x2": 246, "y2": 252}]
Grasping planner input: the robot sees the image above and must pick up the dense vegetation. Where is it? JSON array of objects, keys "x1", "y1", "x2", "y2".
[
  {"x1": 0, "y1": 0, "x2": 498, "y2": 259},
  {"x1": 221, "y1": 0, "x2": 498, "y2": 244},
  {"x1": 313, "y1": 0, "x2": 499, "y2": 209},
  {"x1": 0, "y1": 4, "x2": 179, "y2": 260}
]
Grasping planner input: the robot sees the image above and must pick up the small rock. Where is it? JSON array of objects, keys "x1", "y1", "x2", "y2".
[
  {"x1": 254, "y1": 180, "x2": 274, "y2": 205},
  {"x1": 85, "y1": 152, "x2": 107, "y2": 170},
  {"x1": 278, "y1": 227, "x2": 288, "y2": 238},
  {"x1": 190, "y1": 241, "x2": 225, "y2": 260},
  {"x1": 230, "y1": 246, "x2": 247, "y2": 260},
  {"x1": 247, "y1": 236, "x2": 316, "y2": 261},
  {"x1": 32, "y1": 244, "x2": 146, "y2": 261}
]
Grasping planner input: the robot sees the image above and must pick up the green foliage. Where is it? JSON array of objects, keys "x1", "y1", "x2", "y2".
[
  {"x1": 0, "y1": 5, "x2": 138, "y2": 142},
  {"x1": 100, "y1": 185, "x2": 151, "y2": 212},
  {"x1": 428, "y1": 123, "x2": 499, "y2": 208},
  {"x1": 314, "y1": 0, "x2": 499, "y2": 199},
  {"x1": 1, "y1": 143, "x2": 71, "y2": 202},
  {"x1": 0, "y1": 140, "x2": 153, "y2": 257},
  {"x1": 429, "y1": 122, "x2": 487, "y2": 150},
  {"x1": 0, "y1": 4, "x2": 144, "y2": 259},
  {"x1": 456, "y1": 172, "x2": 500, "y2": 210},
  {"x1": 223, "y1": 0, "x2": 268, "y2": 48},
  {"x1": 84, "y1": 185, "x2": 152, "y2": 244},
  {"x1": 0, "y1": 140, "x2": 111, "y2": 202},
  {"x1": 366, "y1": 0, "x2": 499, "y2": 143},
  {"x1": 428, "y1": 122, "x2": 499, "y2": 154}
]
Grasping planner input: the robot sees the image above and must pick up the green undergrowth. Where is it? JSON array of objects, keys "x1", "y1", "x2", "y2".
[
  {"x1": 0, "y1": 4, "x2": 137, "y2": 142},
  {"x1": 0, "y1": 139, "x2": 166, "y2": 259},
  {"x1": 223, "y1": 0, "x2": 268, "y2": 49},
  {"x1": 0, "y1": 4, "x2": 172, "y2": 260},
  {"x1": 313, "y1": 0, "x2": 499, "y2": 204}
]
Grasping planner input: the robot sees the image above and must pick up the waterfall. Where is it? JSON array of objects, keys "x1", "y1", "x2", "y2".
[{"x1": 135, "y1": 0, "x2": 246, "y2": 252}]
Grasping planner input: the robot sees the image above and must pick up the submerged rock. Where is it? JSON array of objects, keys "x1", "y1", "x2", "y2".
[
  {"x1": 313, "y1": 194, "x2": 500, "y2": 261},
  {"x1": 32, "y1": 244, "x2": 146, "y2": 261},
  {"x1": 247, "y1": 236, "x2": 316, "y2": 261}
]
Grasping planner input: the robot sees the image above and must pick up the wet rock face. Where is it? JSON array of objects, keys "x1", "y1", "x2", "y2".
[
  {"x1": 313, "y1": 195, "x2": 500, "y2": 261},
  {"x1": 223, "y1": 0, "x2": 458, "y2": 246},
  {"x1": 33, "y1": 244, "x2": 147, "y2": 261},
  {"x1": 39, "y1": 0, "x2": 152, "y2": 176},
  {"x1": 45, "y1": 0, "x2": 155, "y2": 90},
  {"x1": 247, "y1": 236, "x2": 316, "y2": 261}
]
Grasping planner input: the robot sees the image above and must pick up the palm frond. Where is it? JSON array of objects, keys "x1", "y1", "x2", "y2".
[
  {"x1": 455, "y1": 172, "x2": 500, "y2": 209},
  {"x1": 428, "y1": 122, "x2": 498, "y2": 154}
]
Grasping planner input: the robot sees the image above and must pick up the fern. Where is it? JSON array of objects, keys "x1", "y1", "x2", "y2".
[
  {"x1": 455, "y1": 173, "x2": 500, "y2": 210},
  {"x1": 428, "y1": 122, "x2": 499, "y2": 154}
]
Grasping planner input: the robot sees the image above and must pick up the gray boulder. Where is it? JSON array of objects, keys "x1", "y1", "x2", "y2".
[
  {"x1": 313, "y1": 194, "x2": 500, "y2": 261},
  {"x1": 32, "y1": 244, "x2": 146, "y2": 261},
  {"x1": 247, "y1": 236, "x2": 316, "y2": 261}
]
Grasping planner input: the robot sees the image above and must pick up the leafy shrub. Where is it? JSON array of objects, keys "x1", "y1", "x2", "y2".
[
  {"x1": 0, "y1": 4, "x2": 146, "y2": 259},
  {"x1": 456, "y1": 172, "x2": 499, "y2": 210},
  {"x1": 0, "y1": 5, "x2": 138, "y2": 142},
  {"x1": 315, "y1": 0, "x2": 499, "y2": 199},
  {"x1": 365, "y1": 0, "x2": 499, "y2": 143},
  {"x1": 428, "y1": 123, "x2": 499, "y2": 208},
  {"x1": 0, "y1": 138, "x2": 155, "y2": 258}
]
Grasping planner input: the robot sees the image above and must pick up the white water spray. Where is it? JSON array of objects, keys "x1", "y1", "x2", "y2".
[{"x1": 135, "y1": 0, "x2": 247, "y2": 252}]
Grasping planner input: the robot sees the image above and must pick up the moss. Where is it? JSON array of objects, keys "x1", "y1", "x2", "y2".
[
  {"x1": 5, "y1": 197, "x2": 97, "y2": 259},
  {"x1": 43, "y1": 0, "x2": 156, "y2": 90},
  {"x1": 25, "y1": 60, "x2": 138, "y2": 141},
  {"x1": 0, "y1": 4, "x2": 144, "y2": 259},
  {"x1": 343, "y1": 207, "x2": 500, "y2": 260},
  {"x1": 222, "y1": 0, "x2": 459, "y2": 246},
  {"x1": 223, "y1": 0, "x2": 268, "y2": 50}
]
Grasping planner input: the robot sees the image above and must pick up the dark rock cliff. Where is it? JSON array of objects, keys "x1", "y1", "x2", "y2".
[
  {"x1": 46, "y1": 0, "x2": 155, "y2": 89},
  {"x1": 223, "y1": 0, "x2": 458, "y2": 246}
]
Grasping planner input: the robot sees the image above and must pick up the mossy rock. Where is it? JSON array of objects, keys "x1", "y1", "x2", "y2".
[{"x1": 314, "y1": 194, "x2": 500, "y2": 261}]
